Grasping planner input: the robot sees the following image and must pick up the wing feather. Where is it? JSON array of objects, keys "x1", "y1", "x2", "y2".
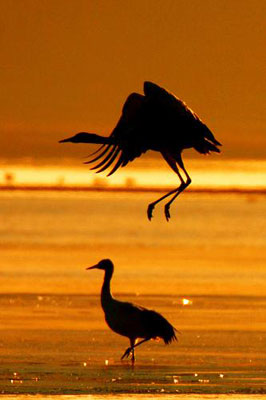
[
  {"x1": 95, "y1": 147, "x2": 120, "y2": 173},
  {"x1": 90, "y1": 146, "x2": 117, "y2": 170},
  {"x1": 87, "y1": 92, "x2": 150, "y2": 170},
  {"x1": 84, "y1": 143, "x2": 113, "y2": 164},
  {"x1": 107, "y1": 152, "x2": 124, "y2": 176}
]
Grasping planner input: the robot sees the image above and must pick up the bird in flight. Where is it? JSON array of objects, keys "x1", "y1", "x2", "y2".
[
  {"x1": 87, "y1": 259, "x2": 178, "y2": 364},
  {"x1": 60, "y1": 81, "x2": 221, "y2": 220}
]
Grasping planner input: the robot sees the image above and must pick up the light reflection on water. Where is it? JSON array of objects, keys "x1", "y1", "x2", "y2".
[
  {"x1": 1, "y1": 190, "x2": 265, "y2": 296},
  {"x1": 3, "y1": 395, "x2": 266, "y2": 399},
  {"x1": 1, "y1": 190, "x2": 266, "y2": 395}
]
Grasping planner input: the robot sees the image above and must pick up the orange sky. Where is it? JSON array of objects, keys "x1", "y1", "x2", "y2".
[{"x1": 1, "y1": 0, "x2": 265, "y2": 162}]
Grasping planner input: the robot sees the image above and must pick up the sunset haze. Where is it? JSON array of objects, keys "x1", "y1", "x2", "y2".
[{"x1": 1, "y1": 0, "x2": 265, "y2": 161}]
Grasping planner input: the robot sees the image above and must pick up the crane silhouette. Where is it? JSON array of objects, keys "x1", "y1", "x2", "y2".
[
  {"x1": 60, "y1": 81, "x2": 221, "y2": 220},
  {"x1": 87, "y1": 259, "x2": 178, "y2": 364}
]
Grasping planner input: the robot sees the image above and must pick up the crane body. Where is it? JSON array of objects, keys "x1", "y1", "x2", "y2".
[
  {"x1": 87, "y1": 259, "x2": 177, "y2": 364},
  {"x1": 60, "y1": 81, "x2": 221, "y2": 219}
]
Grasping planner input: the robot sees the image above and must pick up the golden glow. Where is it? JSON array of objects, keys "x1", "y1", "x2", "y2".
[
  {"x1": 0, "y1": 1, "x2": 266, "y2": 161},
  {"x1": 1, "y1": 159, "x2": 266, "y2": 189}
]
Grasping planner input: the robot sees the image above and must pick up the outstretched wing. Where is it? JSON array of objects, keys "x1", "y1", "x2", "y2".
[
  {"x1": 86, "y1": 81, "x2": 221, "y2": 174},
  {"x1": 87, "y1": 82, "x2": 189, "y2": 175},
  {"x1": 144, "y1": 81, "x2": 221, "y2": 149},
  {"x1": 86, "y1": 91, "x2": 152, "y2": 175},
  {"x1": 144, "y1": 81, "x2": 200, "y2": 123},
  {"x1": 86, "y1": 82, "x2": 185, "y2": 174}
]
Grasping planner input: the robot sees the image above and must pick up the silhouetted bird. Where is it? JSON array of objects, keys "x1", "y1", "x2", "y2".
[
  {"x1": 87, "y1": 259, "x2": 177, "y2": 364},
  {"x1": 60, "y1": 81, "x2": 221, "y2": 220}
]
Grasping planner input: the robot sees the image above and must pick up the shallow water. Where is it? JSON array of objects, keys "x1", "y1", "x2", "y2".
[
  {"x1": 1, "y1": 292, "x2": 266, "y2": 394},
  {"x1": 0, "y1": 190, "x2": 266, "y2": 394},
  {"x1": 1, "y1": 190, "x2": 265, "y2": 295}
]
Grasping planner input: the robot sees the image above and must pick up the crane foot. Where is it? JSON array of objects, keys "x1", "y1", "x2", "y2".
[
  {"x1": 147, "y1": 204, "x2": 155, "y2": 220},
  {"x1": 121, "y1": 347, "x2": 132, "y2": 360},
  {"x1": 164, "y1": 204, "x2": 171, "y2": 221}
]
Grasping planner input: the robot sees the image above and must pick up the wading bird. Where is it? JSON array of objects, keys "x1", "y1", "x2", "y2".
[
  {"x1": 87, "y1": 259, "x2": 177, "y2": 364},
  {"x1": 60, "y1": 81, "x2": 221, "y2": 220}
]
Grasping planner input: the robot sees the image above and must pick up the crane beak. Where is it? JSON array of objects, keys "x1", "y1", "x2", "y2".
[
  {"x1": 59, "y1": 136, "x2": 73, "y2": 143},
  {"x1": 86, "y1": 264, "x2": 98, "y2": 270}
]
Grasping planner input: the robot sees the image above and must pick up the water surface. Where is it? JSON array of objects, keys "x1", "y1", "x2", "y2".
[{"x1": 0, "y1": 190, "x2": 265, "y2": 394}]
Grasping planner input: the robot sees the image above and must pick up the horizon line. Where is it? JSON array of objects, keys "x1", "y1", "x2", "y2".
[{"x1": 1, "y1": 184, "x2": 265, "y2": 195}]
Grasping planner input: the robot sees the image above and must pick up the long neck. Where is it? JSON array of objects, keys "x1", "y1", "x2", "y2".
[
  {"x1": 78, "y1": 133, "x2": 113, "y2": 144},
  {"x1": 101, "y1": 268, "x2": 114, "y2": 310}
]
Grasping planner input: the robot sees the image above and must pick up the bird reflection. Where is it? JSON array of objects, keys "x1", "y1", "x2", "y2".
[
  {"x1": 60, "y1": 81, "x2": 221, "y2": 220},
  {"x1": 87, "y1": 259, "x2": 178, "y2": 364}
]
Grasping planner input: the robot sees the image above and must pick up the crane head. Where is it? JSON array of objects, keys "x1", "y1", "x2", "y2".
[
  {"x1": 59, "y1": 132, "x2": 101, "y2": 144},
  {"x1": 86, "y1": 259, "x2": 114, "y2": 272}
]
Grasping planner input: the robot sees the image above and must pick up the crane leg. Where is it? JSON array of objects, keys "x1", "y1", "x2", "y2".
[
  {"x1": 147, "y1": 187, "x2": 182, "y2": 221},
  {"x1": 121, "y1": 338, "x2": 136, "y2": 364},
  {"x1": 147, "y1": 152, "x2": 185, "y2": 221},
  {"x1": 121, "y1": 338, "x2": 151, "y2": 362},
  {"x1": 164, "y1": 154, "x2": 191, "y2": 220},
  {"x1": 164, "y1": 179, "x2": 191, "y2": 220},
  {"x1": 130, "y1": 338, "x2": 136, "y2": 364}
]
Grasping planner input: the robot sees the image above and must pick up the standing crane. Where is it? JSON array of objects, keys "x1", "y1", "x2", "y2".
[
  {"x1": 60, "y1": 81, "x2": 221, "y2": 220},
  {"x1": 87, "y1": 259, "x2": 178, "y2": 364}
]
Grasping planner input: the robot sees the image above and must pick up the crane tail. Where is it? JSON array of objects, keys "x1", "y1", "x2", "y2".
[
  {"x1": 205, "y1": 141, "x2": 221, "y2": 153},
  {"x1": 203, "y1": 124, "x2": 222, "y2": 147},
  {"x1": 163, "y1": 327, "x2": 178, "y2": 344},
  {"x1": 194, "y1": 139, "x2": 221, "y2": 155},
  {"x1": 145, "y1": 309, "x2": 179, "y2": 345}
]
